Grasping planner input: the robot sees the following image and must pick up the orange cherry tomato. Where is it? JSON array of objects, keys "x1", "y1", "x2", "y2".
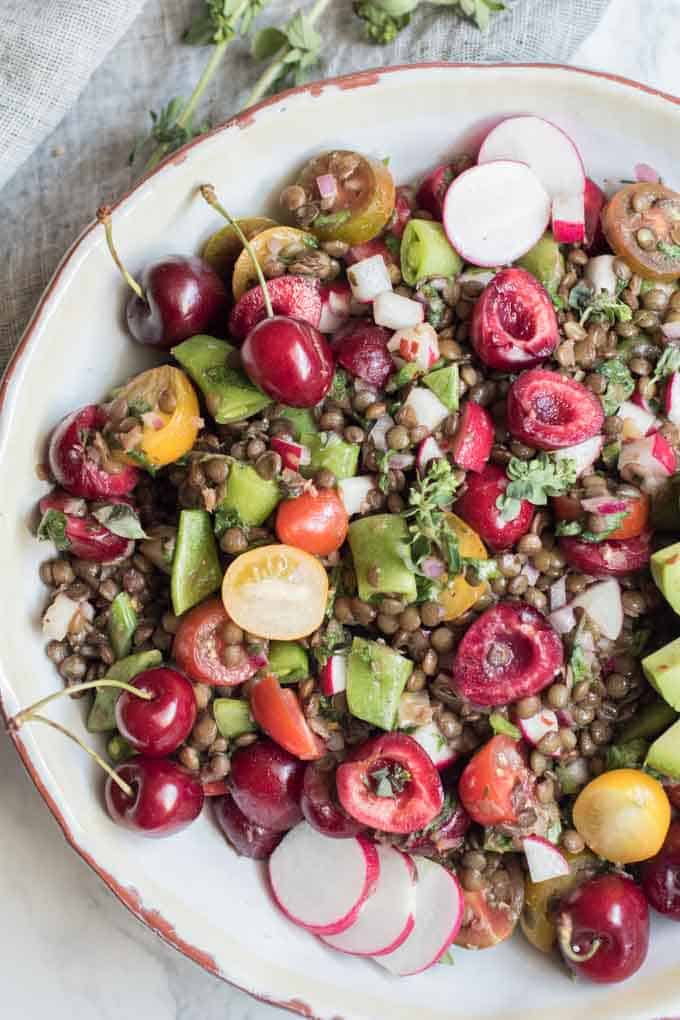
[
  {"x1": 114, "y1": 366, "x2": 200, "y2": 468},
  {"x1": 296, "y1": 150, "x2": 396, "y2": 245},
  {"x1": 438, "y1": 513, "x2": 488, "y2": 621},
  {"x1": 456, "y1": 858, "x2": 525, "y2": 950},
  {"x1": 551, "y1": 492, "x2": 649, "y2": 539},
  {"x1": 573, "y1": 768, "x2": 671, "y2": 864},
  {"x1": 275, "y1": 488, "x2": 348, "y2": 556},
  {"x1": 458, "y1": 735, "x2": 535, "y2": 827},
  {"x1": 250, "y1": 674, "x2": 325, "y2": 761},
  {"x1": 602, "y1": 183, "x2": 680, "y2": 282}
]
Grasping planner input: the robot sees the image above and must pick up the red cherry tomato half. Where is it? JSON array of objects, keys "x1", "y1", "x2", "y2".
[
  {"x1": 458, "y1": 734, "x2": 535, "y2": 827},
  {"x1": 173, "y1": 598, "x2": 260, "y2": 687},
  {"x1": 275, "y1": 488, "x2": 349, "y2": 556},
  {"x1": 456, "y1": 858, "x2": 525, "y2": 949},
  {"x1": 249, "y1": 674, "x2": 325, "y2": 761}
]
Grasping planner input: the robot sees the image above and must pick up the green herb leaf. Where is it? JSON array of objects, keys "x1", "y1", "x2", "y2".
[
  {"x1": 403, "y1": 460, "x2": 464, "y2": 577},
  {"x1": 376, "y1": 449, "x2": 398, "y2": 494},
  {"x1": 569, "y1": 281, "x2": 633, "y2": 326},
  {"x1": 496, "y1": 453, "x2": 577, "y2": 521},
  {"x1": 482, "y1": 828, "x2": 515, "y2": 853},
  {"x1": 596, "y1": 358, "x2": 635, "y2": 415},
  {"x1": 546, "y1": 285, "x2": 567, "y2": 311},
  {"x1": 462, "y1": 557, "x2": 499, "y2": 583},
  {"x1": 606, "y1": 738, "x2": 648, "y2": 771},
  {"x1": 313, "y1": 618, "x2": 348, "y2": 669},
  {"x1": 658, "y1": 241, "x2": 680, "y2": 260},
  {"x1": 385, "y1": 234, "x2": 401, "y2": 258},
  {"x1": 629, "y1": 627, "x2": 652, "y2": 656},
  {"x1": 601, "y1": 440, "x2": 621, "y2": 467},
  {"x1": 556, "y1": 510, "x2": 629, "y2": 543},
  {"x1": 651, "y1": 345, "x2": 680, "y2": 385},
  {"x1": 313, "y1": 210, "x2": 352, "y2": 230},
  {"x1": 125, "y1": 449, "x2": 158, "y2": 476},
  {"x1": 37, "y1": 509, "x2": 70, "y2": 552},
  {"x1": 353, "y1": 1, "x2": 411, "y2": 42},
  {"x1": 569, "y1": 642, "x2": 590, "y2": 685},
  {"x1": 386, "y1": 362, "x2": 421, "y2": 392},
  {"x1": 369, "y1": 762, "x2": 411, "y2": 798},
  {"x1": 329, "y1": 368, "x2": 351, "y2": 403},
  {"x1": 93, "y1": 504, "x2": 147, "y2": 540},
  {"x1": 126, "y1": 396, "x2": 152, "y2": 417},
  {"x1": 418, "y1": 283, "x2": 448, "y2": 329},
  {"x1": 555, "y1": 519, "x2": 582, "y2": 537},
  {"x1": 213, "y1": 505, "x2": 246, "y2": 539},
  {"x1": 489, "y1": 713, "x2": 520, "y2": 739},
  {"x1": 185, "y1": 0, "x2": 267, "y2": 44},
  {"x1": 128, "y1": 98, "x2": 209, "y2": 166},
  {"x1": 251, "y1": 25, "x2": 287, "y2": 59}
]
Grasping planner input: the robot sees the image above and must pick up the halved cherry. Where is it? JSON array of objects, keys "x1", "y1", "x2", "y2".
[
  {"x1": 250, "y1": 674, "x2": 325, "y2": 761},
  {"x1": 173, "y1": 598, "x2": 261, "y2": 687},
  {"x1": 449, "y1": 401, "x2": 494, "y2": 473},
  {"x1": 404, "y1": 796, "x2": 471, "y2": 857},
  {"x1": 416, "y1": 162, "x2": 458, "y2": 220},
  {"x1": 294, "y1": 150, "x2": 396, "y2": 245},
  {"x1": 584, "y1": 178, "x2": 607, "y2": 254},
  {"x1": 48, "y1": 405, "x2": 139, "y2": 499},
  {"x1": 559, "y1": 531, "x2": 652, "y2": 577},
  {"x1": 602, "y1": 182, "x2": 680, "y2": 281},
  {"x1": 453, "y1": 463, "x2": 534, "y2": 551},
  {"x1": 301, "y1": 760, "x2": 365, "y2": 838},
  {"x1": 336, "y1": 733, "x2": 444, "y2": 835},
  {"x1": 470, "y1": 268, "x2": 559, "y2": 371},
  {"x1": 458, "y1": 734, "x2": 535, "y2": 827},
  {"x1": 507, "y1": 369, "x2": 605, "y2": 450},
  {"x1": 228, "y1": 275, "x2": 322, "y2": 339},
  {"x1": 451, "y1": 602, "x2": 564, "y2": 707},
  {"x1": 213, "y1": 792, "x2": 283, "y2": 859},
  {"x1": 456, "y1": 857, "x2": 525, "y2": 949},
  {"x1": 331, "y1": 319, "x2": 394, "y2": 388}
]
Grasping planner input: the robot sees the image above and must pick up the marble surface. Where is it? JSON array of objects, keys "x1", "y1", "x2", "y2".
[{"x1": 2, "y1": 2, "x2": 680, "y2": 1018}]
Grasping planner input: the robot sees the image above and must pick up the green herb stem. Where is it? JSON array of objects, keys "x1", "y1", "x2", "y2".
[{"x1": 244, "y1": 0, "x2": 332, "y2": 108}]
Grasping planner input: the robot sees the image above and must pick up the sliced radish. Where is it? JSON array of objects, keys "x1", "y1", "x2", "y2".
[
  {"x1": 319, "y1": 654, "x2": 348, "y2": 696},
  {"x1": 369, "y1": 414, "x2": 395, "y2": 452},
  {"x1": 338, "y1": 475, "x2": 377, "y2": 517},
  {"x1": 347, "y1": 255, "x2": 392, "y2": 304},
  {"x1": 552, "y1": 193, "x2": 585, "y2": 244},
  {"x1": 449, "y1": 402, "x2": 494, "y2": 473},
  {"x1": 518, "y1": 708, "x2": 559, "y2": 748},
  {"x1": 522, "y1": 561, "x2": 540, "y2": 587},
  {"x1": 522, "y1": 835, "x2": 569, "y2": 883},
  {"x1": 416, "y1": 436, "x2": 445, "y2": 474},
  {"x1": 376, "y1": 857, "x2": 464, "y2": 976},
  {"x1": 664, "y1": 372, "x2": 680, "y2": 426},
  {"x1": 584, "y1": 178, "x2": 607, "y2": 254},
  {"x1": 548, "y1": 605, "x2": 577, "y2": 635},
  {"x1": 319, "y1": 281, "x2": 352, "y2": 333},
  {"x1": 411, "y1": 721, "x2": 459, "y2": 770},
  {"x1": 373, "y1": 291, "x2": 424, "y2": 331},
  {"x1": 321, "y1": 847, "x2": 416, "y2": 957},
  {"x1": 618, "y1": 434, "x2": 676, "y2": 493},
  {"x1": 388, "y1": 323, "x2": 439, "y2": 371},
  {"x1": 269, "y1": 823, "x2": 379, "y2": 935},
  {"x1": 570, "y1": 578, "x2": 623, "y2": 640},
  {"x1": 616, "y1": 400, "x2": 658, "y2": 437},
  {"x1": 632, "y1": 385, "x2": 655, "y2": 415},
  {"x1": 42, "y1": 592, "x2": 84, "y2": 641},
  {"x1": 583, "y1": 254, "x2": 617, "y2": 298},
  {"x1": 478, "y1": 116, "x2": 585, "y2": 244},
  {"x1": 402, "y1": 388, "x2": 449, "y2": 433},
  {"x1": 442, "y1": 160, "x2": 550, "y2": 266},
  {"x1": 553, "y1": 435, "x2": 603, "y2": 478},
  {"x1": 269, "y1": 436, "x2": 311, "y2": 471}
]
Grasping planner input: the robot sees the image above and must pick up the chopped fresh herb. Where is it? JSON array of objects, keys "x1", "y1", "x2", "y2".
[
  {"x1": 313, "y1": 618, "x2": 347, "y2": 669},
  {"x1": 462, "y1": 557, "x2": 499, "y2": 583},
  {"x1": 595, "y1": 358, "x2": 635, "y2": 415},
  {"x1": 555, "y1": 519, "x2": 582, "y2": 537},
  {"x1": 601, "y1": 440, "x2": 621, "y2": 468},
  {"x1": 386, "y1": 362, "x2": 421, "y2": 392},
  {"x1": 126, "y1": 396, "x2": 152, "y2": 417},
  {"x1": 128, "y1": 98, "x2": 209, "y2": 167},
  {"x1": 403, "y1": 459, "x2": 464, "y2": 577},
  {"x1": 489, "y1": 713, "x2": 520, "y2": 739},
  {"x1": 651, "y1": 344, "x2": 680, "y2": 385},
  {"x1": 418, "y1": 283, "x2": 448, "y2": 329},
  {"x1": 496, "y1": 453, "x2": 577, "y2": 522},
  {"x1": 629, "y1": 627, "x2": 652, "y2": 657},
  {"x1": 126, "y1": 449, "x2": 158, "y2": 475},
  {"x1": 93, "y1": 503, "x2": 147, "y2": 540},
  {"x1": 353, "y1": 1, "x2": 411, "y2": 42},
  {"x1": 369, "y1": 762, "x2": 411, "y2": 798},
  {"x1": 555, "y1": 510, "x2": 629, "y2": 543},
  {"x1": 569, "y1": 642, "x2": 590, "y2": 686},
  {"x1": 658, "y1": 241, "x2": 680, "y2": 260},
  {"x1": 313, "y1": 210, "x2": 352, "y2": 230},
  {"x1": 569, "y1": 280, "x2": 633, "y2": 326},
  {"x1": 37, "y1": 509, "x2": 70, "y2": 551},
  {"x1": 213, "y1": 505, "x2": 245, "y2": 539},
  {"x1": 483, "y1": 828, "x2": 515, "y2": 853},
  {"x1": 376, "y1": 449, "x2": 398, "y2": 494},
  {"x1": 318, "y1": 694, "x2": 342, "y2": 722},
  {"x1": 606, "y1": 738, "x2": 647, "y2": 771},
  {"x1": 185, "y1": 0, "x2": 267, "y2": 45},
  {"x1": 385, "y1": 234, "x2": 401, "y2": 257},
  {"x1": 329, "y1": 368, "x2": 351, "y2": 403},
  {"x1": 546, "y1": 285, "x2": 567, "y2": 311}
]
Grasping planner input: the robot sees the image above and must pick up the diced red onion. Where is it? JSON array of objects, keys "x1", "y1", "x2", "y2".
[
  {"x1": 389, "y1": 452, "x2": 415, "y2": 471},
  {"x1": 548, "y1": 606, "x2": 576, "y2": 634},
  {"x1": 549, "y1": 576, "x2": 567, "y2": 612},
  {"x1": 369, "y1": 415, "x2": 394, "y2": 452},
  {"x1": 521, "y1": 562, "x2": 540, "y2": 586},
  {"x1": 248, "y1": 651, "x2": 268, "y2": 671},
  {"x1": 580, "y1": 496, "x2": 628, "y2": 514},
  {"x1": 421, "y1": 556, "x2": 446, "y2": 579},
  {"x1": 634, "y1": 162, "x2": 660, "y2": 183},
  {"x1": 316, "y1": 174, "x2": 338, "y2": 201},
  {"x1": 141, "y1": 412, "x2": 165, "y2": 431},
  {"x1": 661, "y1": 322, "x2": 680, "y2": 341}
]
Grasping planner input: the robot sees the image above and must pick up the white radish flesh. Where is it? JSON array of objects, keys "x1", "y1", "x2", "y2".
[
  {"x1": 411, "y1": 721, "x2": 459, "y2": 770},
  {"x1": 553, "y1": 435, "x2": 603, "y2": 477},
  {"x1": 552, "y1": 193, "x2": 585, "y2": 244},
  {"x1": 347, "y1": 255, "x2": 392, "y2": 304},
  {"x1": 369, "y1": 415, "x2": 395, "y2": 452},
  {"x1": 583, "y1": 254, "x2": 618, "y2": 297},
  {"x1": 571, "y1": 579, "x2": 623, "y2": 640},
  {"x1": 548, "y1": 605, "x2": 577, "y2": 635},
  {"x1": 443, "y1": 160, "x2": 550, "y2": 267},
  {"x1": 522, "y1": 836, "x2": 569, "y2": 883},
  {"x1": 664, "y1": 372, "x2": 680, "y2": 426},
  {"x1": 402, "y1": 388, "x2": 449, "y2": 433},
  {"x1": 42, "y1": 593, "x2": 83, "y2": 641},
  {"x1": 338, "y1": 475, "x2": 377, "y2": 517},
  {"x1": 618, "y1": 434, "x2": 675, "y2": 493},
  {"x1": 519, "y1": 709, "x2": 559, "y2": 748},
  {"x1": 269, "y1": 823, "x2": 379, "y2": 935},
  {"x1": 376, "y1": 857, "x2": 464, "y2": 976},
  {"x1": 416, "y1": 436, "x2": 446, "y2": 474},
  {"x1": 373, "y1": 291, "x2": 424, "y2": 331},
  {"x1": 616, "y1": 400, "x2": 658, "y2": 437},
  {"x1": 321, "y1": 847, "x2": 416, "y2": 957},
  {"x1": 388, "y1": 323, "x2": 439, "y2": 371},
  {"x1": 319, "y1": 654, "x2": 348, "y2": 697}
]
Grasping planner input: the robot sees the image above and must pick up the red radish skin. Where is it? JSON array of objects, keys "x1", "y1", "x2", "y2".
[
  {"x1": 346, "y1": 238, "x2": 398, "y2": 268},
  {"x1": 507, "y1": 369, "x2": 605, "y2": 450},
  {"x1": 584, "y1": 178, "x2": 607, "y2": 254},
  {"x1": 321, "y1": 846, "x2": 416, "y2": 957},
  {"x1": 453, "y1": 463, "x2": 534, "y2": 551},
  {"x1": 552, "y1": 192, "x2": 585, "y2": 244},
  {"x1": 390, "y1": 187, "x2": 414, "y2": 238},
  {"x1": 449, "y1": 402, "x2": 494, "y2": 473},
  {"x1": 451, "y1": 601, "x2": 564, "y2": 706},
  {"x1": 49, "y1": 405, "x2": 139, "y2": 499},
  {"x1": 319, "y1": 654, "x2": 347, "y2": 696},
  {"x1": 411, "y1": 720, "x2": 459, "y2": 770},
  {"x1": 336, "y1": 733, "x2": 444, "y2": 835},
  {"x1": 518, "y1": 708, "x2": 559, "y2": 748},
  {"x1": 560, "y1": 531, "x2": 652, "y2": 577},
  {"x1": 416, "y1": 163, "x2": 457, "y2": 219},
  {"x1": 268, "y1": 823, "x2": 380, "y2": 935},
  {"x1": 318, "y1": 280, "x2": 352, "y2": 333},
  {"x1": 416, "y1": 436, "x2": 445, "y2": 475},
  {"x1": 523, "y1": 835, "x2": 569, "y2": 883},
  {"x1": 470, "y1": 268, "x2": 559, "y2": 371},
  {"x1": 228, "y1": 276, "x2": 322, "y2": 339},
  {"x1": 331, "y1": 320, "x2": 393, "y2": 388},
  {"x1": 269, "y1": 436, "x2": 310, "y2": 471}
]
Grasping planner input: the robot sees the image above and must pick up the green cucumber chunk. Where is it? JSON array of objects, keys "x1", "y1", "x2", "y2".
[
  {"x1": 172, "y1": 335, "x2": 270, "y2": 423},
  {"x1": 646, "y1": 717, "x2": 680, "y2": 779},
  {"x1": 618, "y1": 697, "x2": 678, "y2": 743},
  {"x1": 218, "y1": 461, "x2": 281, "y2": 527},
  {"x1": 516, "y1": 232, "x2": 565, "y2": 291},
  {"x1": 423, "y1": 364, "x2": 459, "y2": 411},
  {"x1": 171, "y1": 509, "x2": 222, "y2": 616},
  {"x1": 347, "y1": 637, "x2": 413, "y2": 730},
  {"x1": 348, "y1": 514, "x2": 417, "y2": 603},
  {"x1": 87, "y1": 650, "x2": 162, "y2": 732},
  {"x1": 651, "y1": 541, "x2": 680, "y2": 614},
  {"x1": 643, "y1": 637, "x2": 680, "y2": 711},
  {"x1": 301, "y1": 432, "x2": 359, "y2": 480},
  {"x1": 213, "y1": 698, "x2": 257, "y2": 739},
  {"x1": 279, "y1": 406, "x2": 318, "y2": 441},
  {"x1": 108, "y1": 592, "x2": 138, "y2": 660},
  {"x1": 267, "y1": 641, "x2": 309, "y2": 683},
  {"x1": 401, "y1": 219, "x2": 462, "y2": 286},
  {"x1": 107, "y1": 733, "x2": 135, "y2": 764}
]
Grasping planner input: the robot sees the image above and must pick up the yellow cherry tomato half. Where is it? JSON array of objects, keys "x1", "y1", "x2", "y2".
[
  {"x1": 202, "y1": 216, "x2": 277, "y2": 280},
  {"x1": 296, "y1": 151, "x2": 396, "y2": 246},
  {"x1": 573, "y1": 768, "x2": 671, "y2": 864},
  {"x1": 438, "y1": 513, "x2": 488, "y2": 621},
  {"x1": 520, "y1": 850, "x2": 598, "y2": 953},
  {"x1": 231, "y1": 226, "x2": 318, "y2": 300},
  {"x1": 222, "y1": 544, "x2": 328, "y2": 640},
  {"x1": 115, "y1": 366, "x2": 200, "y2": 469}
]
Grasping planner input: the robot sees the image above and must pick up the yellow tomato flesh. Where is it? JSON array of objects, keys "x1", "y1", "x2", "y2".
[
  {"x1": 438, "y1": 513, "x2": 488, "y2": 621},
  {"x1": 520, "y1": 850, "x2": 597, "y2": 953},
  {"x1": 202, "y1": 217, "x2": 276, "y2": 279},
  {"x1": 573, "y1": 768, "x2": 671, "y2": 864},
  {"x1": 116, "y1": 366, "x2": 200, "y2": 468},
  {"x1": 231, "y1": 226, "x2": 317, "y2": 300},
  {"x1": 222, "y1": 544, "x2": 328, "y2": 640}
]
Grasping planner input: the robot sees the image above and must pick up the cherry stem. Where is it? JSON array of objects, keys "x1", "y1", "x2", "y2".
[
  {"x1": 557, "y1": 916, "x2": 602, "y2": 965},
  {"x1": 96, "y1": 206, "x2": 146, "y2": 304},
  {"x1": 11, "y1": 678, "x2": 153, "y2": 729},
  {"x1": 25, "y1": 714, "x2": 134, "y2": 799},
  {"x1": 199, "y1": 184, "x2": 274, "y2": 320}
]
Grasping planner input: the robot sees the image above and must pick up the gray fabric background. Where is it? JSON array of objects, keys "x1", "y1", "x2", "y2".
[{"x1": 0, "y1": 0, "x2": 610, "y2": 369}]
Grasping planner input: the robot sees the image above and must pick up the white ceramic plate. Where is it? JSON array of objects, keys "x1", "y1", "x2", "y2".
[{"x1": 1, "y1": 63, "x2": 679, "y2": 1020}]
